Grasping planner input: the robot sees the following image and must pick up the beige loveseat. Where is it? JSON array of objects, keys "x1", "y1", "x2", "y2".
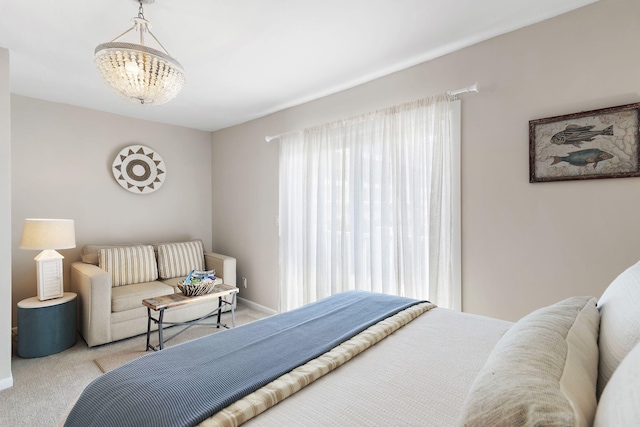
[{"x1": 70, "y1": 240, "x2": 236, "y2": 347}]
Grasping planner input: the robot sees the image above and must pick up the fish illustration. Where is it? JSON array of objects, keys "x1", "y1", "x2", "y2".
[
  {"x1": 550, "y1": 124, "x2": 614, "y2": 147},
  {"x1": 550, "y1": 149, "x2": 613, "y2": 169}
]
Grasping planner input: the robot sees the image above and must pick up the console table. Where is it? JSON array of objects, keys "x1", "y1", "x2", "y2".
[
  {"x1": 143, "y1": 283, "x2": 239, "y2": 351},
  {"x1": 17, "y1": 292, "x2": 77, "y2": 358}
]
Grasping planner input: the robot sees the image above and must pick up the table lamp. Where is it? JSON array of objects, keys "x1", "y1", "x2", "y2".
[{"x1": 20, "y1": 218, "x2": 76, "y2": 301}]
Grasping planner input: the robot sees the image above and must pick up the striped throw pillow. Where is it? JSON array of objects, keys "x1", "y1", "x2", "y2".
[
  {"x1": 157, "y1": 240, "x2": 205, "y2": 279},
  {"x1": 98, "y1": 245, "x2": 158, "y2": 287}
]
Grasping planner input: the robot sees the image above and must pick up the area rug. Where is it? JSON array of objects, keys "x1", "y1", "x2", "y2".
[{"x1": 93, "y1": 311, "x2": 265, "y2": 373}]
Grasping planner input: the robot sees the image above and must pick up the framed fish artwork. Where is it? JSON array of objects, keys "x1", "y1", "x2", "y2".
[{"x1": 529, "y1": 102, "x2": 640, "y2": 182}]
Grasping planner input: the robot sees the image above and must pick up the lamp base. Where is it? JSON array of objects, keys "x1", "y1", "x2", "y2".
[{"x1": 34, "y1": 250, "x2": 65, "y2": 301}]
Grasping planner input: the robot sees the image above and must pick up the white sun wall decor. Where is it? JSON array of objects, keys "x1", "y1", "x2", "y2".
[{"x1": 112, "y1": 145, "x2": 166, "y2": 194}]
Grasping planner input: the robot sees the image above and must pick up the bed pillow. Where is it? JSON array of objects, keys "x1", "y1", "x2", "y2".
[
  {"x1": 594, "y1": 341, "x2": 640, "y2": 426},
  {"x1": 157, "y1": 240, "x2": 205, "y2": 279},
  {"x1": 457, "y1": 296, "x2": 599, "y2": 427},
  {"x1": 596, "y1": 260, "x2": 640, "y2": 397},
  {"x1": 98, "y1": 245, "x2": 158, "y2": 287}
]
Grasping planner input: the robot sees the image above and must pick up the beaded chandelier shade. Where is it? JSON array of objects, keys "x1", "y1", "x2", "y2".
[{"x1": 95, "y1": 0, "x2": 185, "y2": 106}]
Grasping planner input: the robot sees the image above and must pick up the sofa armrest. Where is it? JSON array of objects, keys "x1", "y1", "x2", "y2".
[
  {"x1": 204, "y1": 252, "x2": 237, "y2": 287},
  {"x1": 70, "y1": 261, "x2": 112, "y2": 347}
]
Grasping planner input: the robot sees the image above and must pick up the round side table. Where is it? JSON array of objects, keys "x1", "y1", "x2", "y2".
[{"x1": 17, "y1": 292, "x2": 77, "y2": 358}]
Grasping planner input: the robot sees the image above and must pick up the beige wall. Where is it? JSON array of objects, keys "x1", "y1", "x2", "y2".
[
  {"x1": 10, "y1": 96, "x2": 213, "y2": 326},
  {"x1": 212, "y1": 0, "x2": 640, "y2": 320},
  {"x1": 1, "y1": 48, "x2": 13, "y2": 389}
]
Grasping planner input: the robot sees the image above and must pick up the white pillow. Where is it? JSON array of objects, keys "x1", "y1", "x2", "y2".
[
  {"x1": 594, "y1": 341, "x2": 640, "y2": 426},
  {"x1": 597, "y1": 260, "x2": 640, "y2": 397},
  {"x1": 157, "y1": 240, "x2": 204, "y2": 279},
  {"x1": 98, "y1": 245, "x2": 158, "y2": 287},
  {"x1": 458, "y1": 296, "x2": 599, "y2": 427}
]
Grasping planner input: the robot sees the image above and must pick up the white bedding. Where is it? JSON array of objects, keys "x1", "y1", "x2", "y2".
[
  {"x1": 59, "y1": 259, "x2": 640, "y2": 426},
  {"x1": 243, "y1": 307, "x2": 512, "y2": 427}
]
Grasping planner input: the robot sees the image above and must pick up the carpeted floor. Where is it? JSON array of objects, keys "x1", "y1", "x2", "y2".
[
  {"x1": 93, "y1": 310, "x2": 262, "y2": 373},
  {"x1": 0, "y1": 301, "x2": 270, "y2": 427}
]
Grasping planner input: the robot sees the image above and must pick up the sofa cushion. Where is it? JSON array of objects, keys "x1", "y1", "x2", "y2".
[
  {"x1": 594, "y1": 341, "x2": 640, "y2": 426},
  {"x1": 99, "y1": 245, "x2": 158, "y2": 287},
  {"x1": 159, "y1": 276, "x2": 223, "y2": 293},
  {"x1": 111, "y1": 281, "x2": 174, "y2": 313},
  {"x1": 157, "y1": 240, "x2": 205, "y2": 279},
  {"x1": 159, "y1": 276, "x2": 188, "y2": 291},
  {"x1": 457, "y1": 296, "x2": 599, "y2": 427},
  {"x1": 596, "y1": 260, "x2": 640, "y2": 397}
]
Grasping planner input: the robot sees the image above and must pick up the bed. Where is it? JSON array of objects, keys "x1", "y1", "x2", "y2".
[{"x1": 62, "y1": 260, "x2": 640, "y2": 427}]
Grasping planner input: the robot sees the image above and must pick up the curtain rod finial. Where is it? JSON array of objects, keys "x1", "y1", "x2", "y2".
[{"x1": 266, "y1": 134, "x2": 282, "y2": 142}]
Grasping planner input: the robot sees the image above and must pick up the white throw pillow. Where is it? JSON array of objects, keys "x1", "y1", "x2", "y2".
[
  {"x1": 594, "y1": 341, "x2": 640, "y2": 426},
  {"x1": 157, "y1": 240, "x2": 205, "y2": 279},
  {"x1": 98, "y1": 245, "x2": 158, "y2": 287},
  {"x1": 458, "y1": 296, "x2": 600, "y2": 427},
  {"x1": 597, "y1": 260, "x2": 640, "y2": 397}
]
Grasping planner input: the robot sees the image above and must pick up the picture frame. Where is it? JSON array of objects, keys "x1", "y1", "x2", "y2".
[{"x1": 529, "y1": 102, "x2": 640, "y2": 183}]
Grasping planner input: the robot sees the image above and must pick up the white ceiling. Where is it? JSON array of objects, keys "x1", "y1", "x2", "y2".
[{"x1": 0, "y1": 0, "x2": 597, "y2": 132}]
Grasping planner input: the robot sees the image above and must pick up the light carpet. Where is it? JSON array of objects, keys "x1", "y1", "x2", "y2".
[{"x1": 93, "y1": 312, "x2": 260, "y2": 373}]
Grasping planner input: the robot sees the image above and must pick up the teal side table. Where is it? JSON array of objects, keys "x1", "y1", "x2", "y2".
[{"x1": 17, "y1": 292, "x2": 77, "y2": 358}]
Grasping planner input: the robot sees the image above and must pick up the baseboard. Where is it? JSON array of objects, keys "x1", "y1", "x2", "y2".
[
  {"x1": 237, "y1": 297, "x2": 278, "y2": 316},
  {"x1": 0, "y1": 374, "x2": 13, "y2": 391}
]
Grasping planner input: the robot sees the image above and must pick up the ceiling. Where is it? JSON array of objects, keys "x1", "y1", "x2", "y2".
[{"x1": 0, "y1": 0, "x2": 597, "y2": 132}]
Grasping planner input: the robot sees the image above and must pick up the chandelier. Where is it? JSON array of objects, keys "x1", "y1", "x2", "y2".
[{"x1": 94, "y1": 0, "x2": 185, "y2": 106}]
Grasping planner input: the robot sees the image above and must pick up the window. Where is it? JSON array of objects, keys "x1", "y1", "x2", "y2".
[{"x1": 279, "y1": 95, "x2": 460, "y2": 312}]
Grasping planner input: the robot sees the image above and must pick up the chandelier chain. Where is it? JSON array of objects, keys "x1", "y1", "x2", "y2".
[{"x1": 138, "y1": 1, "x2": 146, "y2": 19}]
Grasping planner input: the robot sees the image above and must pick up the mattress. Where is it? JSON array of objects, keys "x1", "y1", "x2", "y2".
[{"x1": 240, "y1": 308, "x2": 512, "y2": 427}]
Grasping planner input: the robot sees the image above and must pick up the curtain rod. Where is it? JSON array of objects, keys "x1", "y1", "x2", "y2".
[
  {"x1": 265, "y1": 82, "x2": 479, "y2": 142},
  {"x1": 447, "y1": 82, "x2": 479, "y2": 98}
]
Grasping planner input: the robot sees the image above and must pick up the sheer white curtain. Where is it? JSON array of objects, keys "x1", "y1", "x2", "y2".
[{"x1": 279, "y1": 93, "x2": 455, "y2": 312}]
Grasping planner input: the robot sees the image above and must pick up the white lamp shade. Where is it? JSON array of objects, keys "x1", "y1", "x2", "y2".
[{"x1": 20, "y1": 219, "x2": 76, "y2": 250}]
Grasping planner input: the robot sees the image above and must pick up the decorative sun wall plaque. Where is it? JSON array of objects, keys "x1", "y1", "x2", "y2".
[{"x1": 112, "y1": 145, "x2": 166, "y2": 194}]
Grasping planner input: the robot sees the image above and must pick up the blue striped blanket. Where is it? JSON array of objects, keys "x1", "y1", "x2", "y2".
[{"x1": 65, "y1": 291, "x2": 423, "y2": 427}]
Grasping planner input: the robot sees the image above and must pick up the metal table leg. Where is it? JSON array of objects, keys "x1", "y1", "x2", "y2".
[
  {"x1": 146, "y1": 307, "x2": 152, "y2": 351},
  {"x1": 216, "y1": 296, "x2": 223, "y2": 328},
  {"x1": 231, "y1": 292, "x2": 236, "y2": 327},
  {"x1": 158, "y1": 308, "x2": 165, "y2": 350}
]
